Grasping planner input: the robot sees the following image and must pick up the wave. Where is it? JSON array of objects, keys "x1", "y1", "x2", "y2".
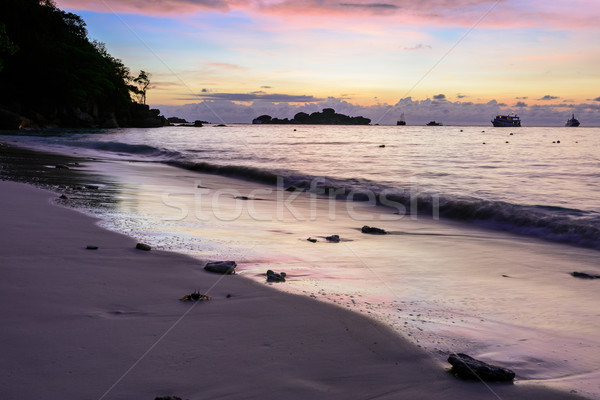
[
  {"x1": 165, "y1": 159, "x2": 600, "y2": 250},
  {"x1": 69, "y1": 141, "x2": 181, "y2": 159}
]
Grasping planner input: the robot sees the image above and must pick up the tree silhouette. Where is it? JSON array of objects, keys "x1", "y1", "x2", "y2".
[
  {"x1": 133, "y1": 70, "x2": 151, "y2": 105},
  {"x1": 0, "y1": 23, "x2": 18, "y2": 72}
]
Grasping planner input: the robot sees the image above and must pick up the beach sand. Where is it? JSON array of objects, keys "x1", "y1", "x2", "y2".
[{"x1": 0, "y1": 177, "x2": 587, "y2": 399}]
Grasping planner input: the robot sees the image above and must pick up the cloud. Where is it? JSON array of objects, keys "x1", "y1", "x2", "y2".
[
  {"x1": 260, "y1": 86, "x2": 272, "y2": 89},
  {"x1": 456, "y1": 94, "x2": 468, "y2": 99},
  {"x1": 53, "y1": 0, "x2": 600, "y2": 30},
  {"x1": 403, "y1": 44, "x2": 432, "y2": 51},
  {"x1": 191, "y1": 92, "x2": 324, "y2": 102},
  {"x1": 54, "y1": 0, "x2": 244, "y2": 14},
  {"x1": 538, "y1": 95, "x2": 559, "y2": 101},
  {"x1": 433, "y1": 94, "x2": 446, "y2": 101},
  {"x1": 208, "y1": 62, "x2": 246, "y2": 70},
  {"x1": 514, "y1": 101, "x2": 528, "y2": 107},
  {"x1": 593, "y1": 97, "x2": 600, "y2": 102},
  {"x1": 340, "y1": 3, "x2": 399, "y2": 10},
  {"x1": 516, "y1": 96, "x2": 528, "y2": 100}
]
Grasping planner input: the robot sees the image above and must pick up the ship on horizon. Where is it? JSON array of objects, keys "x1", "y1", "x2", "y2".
[
  {"x1": 492, "y1": 114, "x2": 521, "y2": 127},
  {"x1": 397, "y1": 112, "x2": 406, "y2": 125},
  {"x1": 565, "y1": 113, "x2": 580, "y2": 127}
]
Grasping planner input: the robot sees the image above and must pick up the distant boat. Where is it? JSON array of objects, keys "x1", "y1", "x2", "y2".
[
  {"x1": 426, "y1": 121, "x2": 443, "y2": 126},
  {"x1": 397, "y1": 113, "x2": 406, "y2": 125},
  {"x1": 565, "y1": 113, "x2": 580, "y2": 127},
  {"x1": 491, "y1": 114, "x2": 521, "y2": 127}
]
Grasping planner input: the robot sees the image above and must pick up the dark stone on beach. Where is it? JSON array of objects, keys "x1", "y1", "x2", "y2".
[
  {"x1": 55, "y1": 164, "x2": 70, "y2": 169},
  {"x1": 326, "y1": 235, "x2": 340, "y2": 243},
  {"x1": 155, "y1": 397, "x2": 182, "y2": 400},
  {"x1": 285, "y1": 186, "x2": 300, "y2": 192},
  {"x1": 226, "y1": 294, "x2": 232, "y2": 298},
  {"x1": 136, "y1": 243, "x2": 151, "y2": 251},
  {"x1": 267, "y1": 270, "x2": 286, "y2": 282},
  {"x1": 307, "y1": 237, "x2": 317, "y2": 243},
  {"x1": 235, "y1": 196, "x2": 251, "y2": 200},
  {"x1": 204, "y1": 261, "x2": 237, "y2": 274},
  {"x1": 215, "y1": 124, "x2": 227, "y2": 127},
  {"x1": 86, "y1": 185, "x2": 99, "y2": 190},
  {"x1": 361, "y1": 226, "x2": 387, "y2": 235},
  {"x1": 448, "y1": 353, "x2": 515, "y2": 382},
  {"x1": 59, "y1": 194, "x2": 68, "y2": 200},
  {"x1": 571, "y1": 271, "x2": 600, "y2": 279},
  {"x1": 379, "y1": 144, "x2": 385, "y2": 148},
  {"x1": 86, "y1": 245, "x2": 99, "y2": 250},
  {"x1": 193, "y1": 120, "x2": 203, "y2": 127}
]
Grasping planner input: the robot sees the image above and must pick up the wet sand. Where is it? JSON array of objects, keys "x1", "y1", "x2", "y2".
[{"x1": 0, "y1": 146, "x2": 593, "y2": 399}]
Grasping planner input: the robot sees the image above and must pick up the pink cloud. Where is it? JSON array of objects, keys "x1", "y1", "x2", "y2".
[
  {"x1": 53, "y1": 0, "x2": 600, "y2": 29},
  {"x1": 54, "y1": 0, "x2": 250, "y2": 14}
]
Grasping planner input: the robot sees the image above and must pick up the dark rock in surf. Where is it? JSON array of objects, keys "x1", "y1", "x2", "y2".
[
  {"x1": 86, "y1": 245, "x2": 99, "y2": 250},
  {"x1": 135, "y1": 243, "x2": 151, "y2": 251},
  {"x1": 361, "y1": 226, "x2": 387, "y2": 235},
  {"x1": 155, "y1": 397, "x2": 182, "y2": 400},
  {"x1": 267, "y1": 269, "x2": 286, "y2": 282},
  {"x1": 285, "y1": 186, "x2": 300, "y2": 192},
  {"x1": 326, "y1": 235, "x2": 340, "y2": 243},
  {"x1": 193, "y1": 120, "x2": 203, "y2": 127},
  {"x1": 571, "y1": 271, "x2": 600, "y2": 279},
  {"x1": 59, "y1": 194, "x2": 68, "y2": 200},
  {"x1": 307, "y1": 237, "x2": 317, "y2": 243},
  {"x1": 55, "y1": 164, "x2": 70, "y2": 169},
  {"x1": 235, "y1": 196, "x2": 251, "y2": 200},
  {"x1": 204, "y1": 260, "x2": 237, "y2": 274},
  {"x1": 448, "y1": 353, "x2": 515, "y2": 382}
]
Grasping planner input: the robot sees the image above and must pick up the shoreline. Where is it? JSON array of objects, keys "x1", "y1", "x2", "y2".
[{"x1": 0, "y1": 145, "x2": 591, "y2": 399}]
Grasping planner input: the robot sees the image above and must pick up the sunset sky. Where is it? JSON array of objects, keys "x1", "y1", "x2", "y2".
[{"x1": 54, "y1": 0, "x2": 600, "y2": 124}]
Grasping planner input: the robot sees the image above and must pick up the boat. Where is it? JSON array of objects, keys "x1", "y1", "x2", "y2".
[
  {"x1": 397, "y1": 113, "x2": 406, "y2": 125},
  {"x1": 491, "y1": 114, "x2": 521, "y2": 127},
  {"x1": 426, "y1": 121, "x2": 443, "y2": 126},
  {"x1": 565, "y1": 113, "x2": 580, "y2": 127}
]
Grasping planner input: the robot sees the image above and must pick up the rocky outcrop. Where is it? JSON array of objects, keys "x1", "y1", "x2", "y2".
[
  {"x1": 204, "y1": 261, "x2": 237, "y2": 274},
  {"x1": 361, "y1": 226, "x2": 387, "y2": 235},
  {"x1": 326, "y1": 235, "x2": 340, "y2": 243},
  {"x1": 571, "y1": 271, "x2": 600, "y2": 279},
  {"x1": 252, "y1": 108, "x2": 371, "y2": 125},
  {"x1": 0, "y1": 102, "x2": 168, "y2": 130},
  {"x1": 448, "y1": 353, "x2": 515, "y2": 382},
  {"x1": 135, "y1": 243, "x2": 151, "y2": 251},
  {"x1": 266, "y1": 270, "x2": 286, "y2": 282}
]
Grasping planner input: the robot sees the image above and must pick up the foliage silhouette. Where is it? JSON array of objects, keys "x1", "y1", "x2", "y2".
[{"x1": 0, "y1": 0, "x2": 165, "y2": 128}]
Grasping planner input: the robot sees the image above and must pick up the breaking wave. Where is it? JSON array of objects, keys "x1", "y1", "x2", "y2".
[{"x1": 166, "y1": 158, "x2": 600, "y2": 250}]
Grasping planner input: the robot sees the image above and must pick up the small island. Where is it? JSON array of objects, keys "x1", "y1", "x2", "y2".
[{"x1": 252, "y1": 108, "x2": 371, "y2": 125}]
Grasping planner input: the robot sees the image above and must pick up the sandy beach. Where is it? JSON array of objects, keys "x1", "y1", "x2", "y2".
[{"x1": 0, "y1": 176, "x2": 588, "y2": 399}]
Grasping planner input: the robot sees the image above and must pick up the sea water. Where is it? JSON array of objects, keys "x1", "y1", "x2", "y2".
[{"x1": 2, "y1": 124, "x2": 600, "y2": 397}]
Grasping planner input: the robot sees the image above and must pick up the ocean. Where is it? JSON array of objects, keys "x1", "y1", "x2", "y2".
[{"x1": 2, "y1": 124, "x2": 599, "y2": 397}]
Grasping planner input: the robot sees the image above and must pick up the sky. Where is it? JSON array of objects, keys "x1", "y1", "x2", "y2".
[{"x1": 55, "y1": 0, "x2": 600, "y2": 125}]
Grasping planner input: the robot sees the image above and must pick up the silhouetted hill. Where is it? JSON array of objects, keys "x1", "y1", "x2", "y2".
[{"x1": 0, "y1": 0, "x2": 166, "y2": 129}]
